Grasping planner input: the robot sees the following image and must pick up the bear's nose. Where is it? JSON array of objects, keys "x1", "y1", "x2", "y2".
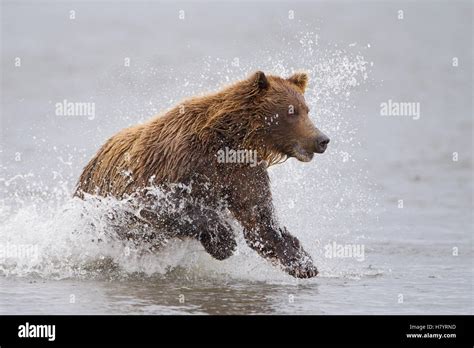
[{"x1": 315, "y1": 134, "x2": 330, "y2": 153}]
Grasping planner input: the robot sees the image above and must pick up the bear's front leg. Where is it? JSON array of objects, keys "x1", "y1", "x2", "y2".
[
  {"x1": 273, "y1": 227, "x2": 318, "y2": 278},
  {"x1": 227, "y1": 166, "x2": 318, "y2": 279},
  {"x1": 139, "y1": 202, "x2": 237, "y2": 261},
  {"x1": 243, "y1": 222, "x2": 318, "y2": 279},
  {"x1": 197, "y1": 217, "x2": 237, "y2": 260},
  {"x1": 184, "y1": 206, "x2": 237, "y2": 260}
]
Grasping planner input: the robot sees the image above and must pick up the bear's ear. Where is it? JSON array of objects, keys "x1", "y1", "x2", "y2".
[
  {"x1": 249, "y1": 71, "x2": 269, "y2": 90},
  {"x1": 287, "y1": 72, "x2": 308, "y2": 93}
]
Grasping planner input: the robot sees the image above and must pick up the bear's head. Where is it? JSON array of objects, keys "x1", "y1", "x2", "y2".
[
  {"x1": 249, "y1": 71, "x2": 330, "y2": 163},
  {"x1": 199, "y1": 71, "x2": 329, "y2": 166}
]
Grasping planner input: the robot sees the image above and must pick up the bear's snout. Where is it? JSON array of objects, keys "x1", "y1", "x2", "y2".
[{"x1": 314, "y1": 133, "x2": 330, "y2": 153}]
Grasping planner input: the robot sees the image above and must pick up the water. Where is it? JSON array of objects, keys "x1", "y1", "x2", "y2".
[{"x1": 0, "y1": 1, "x2": 472, "y2": 315}]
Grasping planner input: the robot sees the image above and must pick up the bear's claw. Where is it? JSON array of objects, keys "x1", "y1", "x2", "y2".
[{"x1": 287, "y1": 264, "x2": 319, "y2": 279}]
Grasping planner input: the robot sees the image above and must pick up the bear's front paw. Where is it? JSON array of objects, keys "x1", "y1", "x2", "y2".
[
  {"x1": 276, "y1": 229, "x2": 318, "y2": 278},
  {"x1": 286, "y1": 262, "x2": 318, "y2": 279},
  {"x1": 199, "y1": 222, "x2": 237, "y2": 261}
]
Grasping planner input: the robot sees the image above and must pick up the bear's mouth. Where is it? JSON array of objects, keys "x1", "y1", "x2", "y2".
[{"x1": 290, "y1": 144, "x2": 314, "y2": 162}]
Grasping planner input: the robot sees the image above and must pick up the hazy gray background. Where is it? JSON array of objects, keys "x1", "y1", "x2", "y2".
[{"x1": 0, "y1": 0, "x2": 472, "y2": 314}]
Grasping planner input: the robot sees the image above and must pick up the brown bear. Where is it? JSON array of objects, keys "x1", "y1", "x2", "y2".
[{"x1": 75, "y1": 71, "x2": 330, "y2": 278}]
